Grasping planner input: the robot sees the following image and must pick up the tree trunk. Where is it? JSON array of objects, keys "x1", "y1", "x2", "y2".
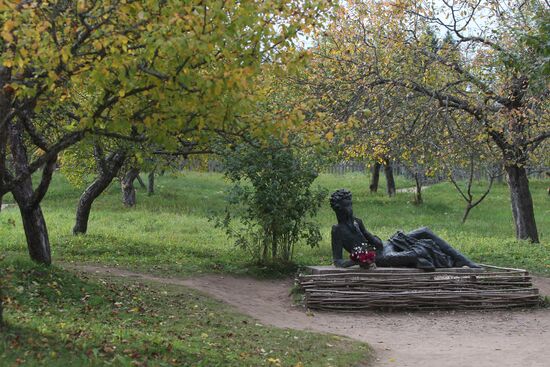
[
  {"x1": 121, "y1": 167, "x2": 140, "y2": 207},
  {"x1": 136, "y1": 174, "x2": 146, "y2": 189},
  {"x1": 8, "y1": 121, "x2": 54, "y2": 265},
  {"x1": 414, "y1": 172, "x2": 423, "y2": 205},
  {"x1": 0, "y1": 237, "x2": 3, "y2": 325},
  {"x1": 74, "y1": 178, "x2": 112, "y2": 234},
  {"x1": 147, "y1": 170, "x2": 155, "y2": 196},
  {"x1": 505, "y1": 165, "x2": 539, "y2": 242},
  {"x1": 262, "y1": 236, "x2": 269, "y2": 263},
  {"x1": 369, "y1": 162, "x2": 381, "y2": 192},
  {"x1": 11, "y1": 169, "x2": 53, "y2": 265},
  {"x1": 271, "y1": 232, "x2": 278, "y2": 261},
  {"x1": 462, "y1": 205, "x2": 473, "y2": 224},
  {"x1": 0, "y1": 71, "x2": 9, "y2": 214},
  {"x1": 11, "y1": 165, "x2": 53, "y2": 264},
  {"x1": 384, "y1": 160, "x2": 396, "y2": 197},
  {"x1": 73, "y1": 152, "x2": 126, "y2": 234},
  {"x1": 0, "y1": 293, "x2": 3, "y2": 327},
  {"x1": 18, "y1": 204, "x2": 52, "y2": 264},
  {"x1": 0, "y1": 288, "x2": 3, "y2": 327}
]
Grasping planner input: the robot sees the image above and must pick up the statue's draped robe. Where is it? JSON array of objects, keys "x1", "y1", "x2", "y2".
[{"x1": 383, "y1": 231, "x2": 454, "y2": 268}]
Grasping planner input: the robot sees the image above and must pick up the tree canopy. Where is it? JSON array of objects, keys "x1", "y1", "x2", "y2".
[
  {"x1": 296, "y1": 0, "x2": 548, "y2": 242},
  {"x1": 0, "y1": 0, "x2": 334, "y2": 264}
]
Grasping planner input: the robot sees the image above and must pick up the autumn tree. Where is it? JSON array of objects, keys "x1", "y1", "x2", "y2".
[
  {"x1": 307, "y1": 0, "x2": 548, "y2": 242},
  {"x1": 296, "y1": 21, "x2": 440, "y2": 199},
  {"x1": 0, "y1": 0, "x2": 333, "y2": 264},
  {"x1": 401, "y1": 0, "x2": 548, "y2": 242}
]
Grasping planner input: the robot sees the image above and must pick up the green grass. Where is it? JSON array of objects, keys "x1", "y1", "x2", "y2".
[
  {"x1": 1, "y1": 171, "x2": 549, "y2": 275},
  {"x1": 1, "y1": 257, "x2": 371, "y2": 366}
]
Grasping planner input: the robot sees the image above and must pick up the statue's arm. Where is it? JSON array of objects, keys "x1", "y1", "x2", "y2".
[
  {"x1": 357, "y1": 219, "x2": 384, "y2": 250},
  {"x1": 331, "y1": 226, "x2": 355, "y2": 268}
]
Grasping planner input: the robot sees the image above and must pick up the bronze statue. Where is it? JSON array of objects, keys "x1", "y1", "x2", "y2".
[{"x1": 330, "y1": 189, "x2": 480, "y2": 270}]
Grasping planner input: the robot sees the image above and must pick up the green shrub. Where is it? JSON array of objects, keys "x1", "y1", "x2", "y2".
[{"x1": 215, "y1": 140, "x2": 327, "y2": 264}]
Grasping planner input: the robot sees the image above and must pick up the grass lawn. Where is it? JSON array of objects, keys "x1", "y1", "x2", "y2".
[
  {"x1": 0, "y1": 171, "x2": 548, "y2": 365},
  {"x1": 1, "y1": 171, "x2": 548, "y2": 276},
  {"x1": 1, "y1": 257, "x2": 371, "y2": 366}
]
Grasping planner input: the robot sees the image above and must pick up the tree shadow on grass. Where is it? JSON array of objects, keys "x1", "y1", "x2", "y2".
[
  {"x1": 0, "y1": 323, "x2": 93, "y2": 366},
  {"x1": 1, "y1": 257, "x2": 199, "y2": 366}
]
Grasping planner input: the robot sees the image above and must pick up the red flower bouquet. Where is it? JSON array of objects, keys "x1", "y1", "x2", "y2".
[{"x1": 350, "y1": 243, "x2": 376, "y2": 269}]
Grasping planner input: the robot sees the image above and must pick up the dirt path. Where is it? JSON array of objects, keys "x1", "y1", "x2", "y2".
[{"x1": 66, "y1": 264, "x2": 550, "y2": 367}]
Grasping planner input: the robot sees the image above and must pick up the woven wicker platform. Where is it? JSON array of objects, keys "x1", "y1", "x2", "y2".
[{"x1": 298, "y1": 265, "x2": 540, "y2": 310}]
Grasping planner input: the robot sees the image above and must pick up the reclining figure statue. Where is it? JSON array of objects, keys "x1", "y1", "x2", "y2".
[{"x1": 330, "y1": 189, "x2": 480, "y2": 271}]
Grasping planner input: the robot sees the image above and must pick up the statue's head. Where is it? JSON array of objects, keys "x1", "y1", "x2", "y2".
[{"x1": 330, "y1": 189, "x2": 353, "y2": 219}]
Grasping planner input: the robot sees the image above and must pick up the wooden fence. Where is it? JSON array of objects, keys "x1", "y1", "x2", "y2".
[{"x1": 297, "y1": 265, "x2": 540, "y2": 311}]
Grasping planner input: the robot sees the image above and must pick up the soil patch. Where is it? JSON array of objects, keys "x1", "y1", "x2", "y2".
[{"x1": 65, "y1": 264, "x2": 550, "y2": 367}]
